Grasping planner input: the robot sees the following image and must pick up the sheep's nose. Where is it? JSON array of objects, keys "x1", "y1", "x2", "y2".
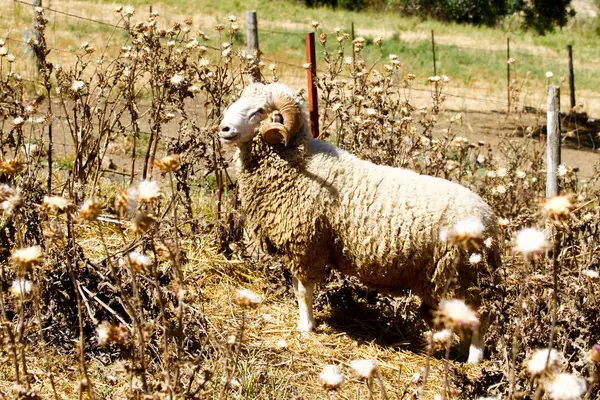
[{"x1": 219, "y1": 124, "x2": 238, "y2": 140}]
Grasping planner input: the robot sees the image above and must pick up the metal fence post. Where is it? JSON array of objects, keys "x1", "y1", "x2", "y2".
[
  {"x1": 567, "y1": 45, "x2": 575, "y2": 111},
  {"x1": 305, "y1": 32, "x2": 319, "y2": 139}
]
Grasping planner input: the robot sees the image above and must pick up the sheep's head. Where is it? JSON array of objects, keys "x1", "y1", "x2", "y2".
[{"x1": 219, "y1": 83, "x2": 302, "y2": 146}]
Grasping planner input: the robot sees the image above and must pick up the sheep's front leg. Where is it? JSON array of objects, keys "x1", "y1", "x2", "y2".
[
  {"x1": 467, "y1": 331, "x2": 484, "y2": 364},
  {"x1": 292, "y1": 276, "x2": 315, "y2": 333}
]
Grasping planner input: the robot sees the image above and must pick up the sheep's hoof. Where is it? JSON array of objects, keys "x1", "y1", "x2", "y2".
[{"x1": 297, "y1": 322, "x2": 315, "y2": 335}]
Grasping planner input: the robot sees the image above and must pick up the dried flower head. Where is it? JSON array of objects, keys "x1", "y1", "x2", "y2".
[
  {"x1": 42, "y1": 196, "x2": 72, "y2": 213},
  {"x1": 469, "y1": 253, "x2": 482, "y2": 264},
  {"x1": 0, "y1": 184, "x2": 14, "y2": 202},
  {"x1": 430, "y1": 329, "x2": 458, "y2": 347},
  {"x1": 123, "y1": 5, "x2": 135, "y2": 16},
  {"x1": 275, "y1": 338, "x2": 288, "y2": 350},
  {"x1": 43, "y1": 221, "x2": 64, "y2": 242},
  {"x1": 543, "y1": 196, "x2": 573, "y2": 221},
  {"x1": 582, "y1": 269, "x2": 599, "y2": 281},
  {"x1": 525, "y1": 348, "x2": 564, "y2": 376},
  {"x1": 78, "y1": 199, "x2": 102, "y2": 222},
  {"x1": 587, "y1": 344, "x2": 600, "y2": 364},
  {"x1": 0, "y1": 159, "x2": 25, "y2": 175},
  {"x1": 545, "y1": 71, "x2": 554, "y2": 78},
  {"x1": 350, "y1": 359, "x2": 377, "y2": 379},
  {"x1": 233, "y1": 288, "x2": 262, "y2": 309},
  {"x1": 154, "y1": 154, "x2": 180, "y2": 173},
  {"x1": 119, "y1": 251, "x2": 152, "y2": 272},
  {"x1": 12, "y1": 117, "x2": 25, "y2": 127},
  {"x1": 12, "y1": 246, "x2": 43, "y2": 268},
  {"x1": 115, "y1": 187, "x2": 137, "y2": 218},
  {"x1": 71, "y1": 80, "x2": 85, "y2": 92},
  {"x1": 545, "y1": 373, "x2": 587, "y2": 400},
  {"x1": 440, "y1": 216, "x2": 485, "y2": 250},
  {"x1": 557, "y1": 164, "x2": 568, "y2": 176},
  {"x1": 132, "y1": 211, "x2": 156, "y2": 233},
  {"x1": 9, "y1": 279, "x2": 33, "y2": 296},
  {"x1": 170, "y1": 73, "x2": 185, "y2": 86},
  {"x1": 1, "y1": 191, "x2": 22, "y2": 215},
  {"x1": 319, "y1": 365, "x2": 345, "y2": 390},
  {"x1": 137, "y1": 180, "x2": 162, "y2": 203},
  {"x1": 96, "y1": 321, "x2": 130, "y2": 346},
  {"x1": 513, "y1": 228, "x2": 548, "y2": 259},
  {"x1": 437, "y1": 299, "x2": 479, "y2": 331}
]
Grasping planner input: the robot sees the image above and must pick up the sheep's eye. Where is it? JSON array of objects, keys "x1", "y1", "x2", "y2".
[{"x1": 250, "y1": 108, "x2": 264, "y2": 119}]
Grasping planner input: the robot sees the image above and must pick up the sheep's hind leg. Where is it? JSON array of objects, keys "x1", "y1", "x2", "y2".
[{"x1": 292, "y1": 276, "x2": 315, "y2": 333}]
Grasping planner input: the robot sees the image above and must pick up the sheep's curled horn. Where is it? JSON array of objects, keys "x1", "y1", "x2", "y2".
[{"x1": 260, "y1": 92, "x2": 302, "y2": 146}]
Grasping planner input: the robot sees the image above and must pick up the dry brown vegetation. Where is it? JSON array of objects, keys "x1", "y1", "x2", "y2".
[{"x1": 0, "y1": 6, "x2": 599, "y2": 400}]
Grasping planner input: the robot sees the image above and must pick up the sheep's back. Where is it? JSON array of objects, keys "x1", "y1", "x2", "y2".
[{"x1": 307, "y1": 140, "x2": 498, "y2": 302}]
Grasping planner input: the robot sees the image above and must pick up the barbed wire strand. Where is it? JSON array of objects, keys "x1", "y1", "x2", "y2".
[
  {"x1": 4, "y1": 2, "x2": 577, "y2": 110},
  {"x1": 13, "y1": 0, "x2": 126, "y2": 30}
]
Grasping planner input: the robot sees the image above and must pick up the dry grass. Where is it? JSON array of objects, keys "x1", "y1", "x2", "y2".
[{"x1": 0, "y1": 6, "x2": 599, "y2": 400}]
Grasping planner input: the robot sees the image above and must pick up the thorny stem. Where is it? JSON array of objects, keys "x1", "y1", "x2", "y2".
[
  {"x1": 420, "y1": 254, "x2": 460, "y2": 396},
  {"x1": 220, "y1": 309, "x2": 246, "y2": 400},
  {"x1": 374, "y1": 371, "x2": 389, "y2": 400},
  {"x1": 95, "y1": 222, "x2": 148, "y2": 393},
  {"x1": 65, "y1": 216, "x2": 94, "y2": 400},
  {"x1": 168, "y1": 171, "x2": 185, "y2": 388},
  {"x1": 544, "y1": 229, "x2": 561, "y2": 374},
  {"x1": 149, "y1": 241, "x2": 173, "y2": 399}
]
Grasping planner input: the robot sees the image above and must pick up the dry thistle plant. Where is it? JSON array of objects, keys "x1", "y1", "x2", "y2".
[{"x1": 0, "y1": 10, "x2": 599, "y2": 400}]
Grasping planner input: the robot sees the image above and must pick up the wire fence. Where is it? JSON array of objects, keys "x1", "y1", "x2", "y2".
[
  {"x1": 4, "y1": 1, "x2": 597, "y2": 128},
  {"x1": 5, "y1": 0, "x2": 575, "y2": 111}
]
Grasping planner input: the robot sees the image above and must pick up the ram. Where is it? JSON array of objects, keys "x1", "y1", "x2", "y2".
[{"x1": 219, "y1": 82, "x2": 500, "y2": 363}]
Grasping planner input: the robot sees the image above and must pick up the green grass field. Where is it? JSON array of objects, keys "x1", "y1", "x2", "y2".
[{"x1": 3, "y1": 0, "x2": 600, "y2": 113}]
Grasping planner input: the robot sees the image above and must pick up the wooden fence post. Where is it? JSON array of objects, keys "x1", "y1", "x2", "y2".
[
  {"x1": 246, "y1": 10, "x2": 260, "y2": 81},
  {"x1": 546, "y1": 86, "x2": 561, "y2": 199},
  {"x1": 431, "y1": 30, "x2": 437, "y2": 76},
  {"x1": 567, "y1": 44, "x2": 575, "y2": 111},
  {"x1": 305, "y1": 32, "x2": 319, "y2": 139},
  {"x1": 507, "y1": 38, "x2": 510, "y2": 113}
]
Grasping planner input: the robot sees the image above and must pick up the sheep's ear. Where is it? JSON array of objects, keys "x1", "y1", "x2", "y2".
[{"x1": 247, "y1": 74, "x2": 258, "y2": 84}]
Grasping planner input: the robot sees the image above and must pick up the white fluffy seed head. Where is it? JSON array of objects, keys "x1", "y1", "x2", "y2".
[
  {"x1": 438, "y1": 299, "x2": 479, "y2": 331},
  {"x1": 582, "y1": 269, "x2": 599, "y2": 280},
  {"x1": 137, "y1": 180, "x2": 162, "y2": 203},
  {"x1": 71, "y1": 80, "x2": 85, "y2": 92},
  {"x1": 119, "y1": 251, "x2": 153, "y2": 271},
  {"x1": 233, "y1": 288, "x2": 262, "y2": 309},
  {"x1": 350, "y1": 359, "x2": 377, "y2": 379},
  {"x1": 513, "y1": 228, "x2": 548, "y2": 258},
  {"x1": 12, "y1": 246, "x2": 43, "y2": 267},
  {"x1": 543, "y1": 196, "x2": 573, "y2": 220},
  {"x1": 440, "y1": 216, "x2": 485, "y2": 250},
  {"x1": 9, "y1": 279, "x2": 33, "y2": 296},
  {"x1": 469, "y1": 253, "x2": 482, "y2": 264},
  {"x1": 545, "y1": 373, "x2": 587, "y2": 400},
  {"x1": 525, "y1": 348, "x2": 564, "y2": 376},
  {"x1": 432, "y1": 328, "x2": 457, "y2": 345},
  {"x1": 319, "y1": 365, "x2": 344, "y2": 390},
  {"x1": 43, "y1": 196, "x2": 71, "y2": 213}
]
